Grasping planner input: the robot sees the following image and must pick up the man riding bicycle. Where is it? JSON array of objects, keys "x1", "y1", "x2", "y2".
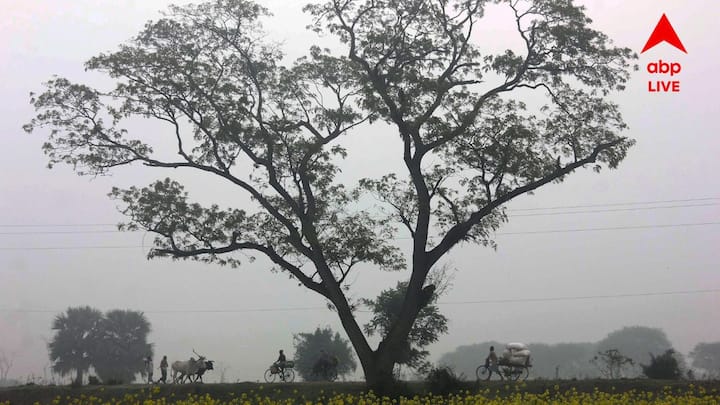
[{"x1": 273, "y1": 349, "x2": 287, "y2": 375}]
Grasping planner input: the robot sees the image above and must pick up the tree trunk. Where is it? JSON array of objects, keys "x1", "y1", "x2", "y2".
[
  {"x1": 361, "y1": 352, "x2": 397, "y2": 394},
  {"x1": 74, "y1": 369, "x2": 84, "y2": 386}
]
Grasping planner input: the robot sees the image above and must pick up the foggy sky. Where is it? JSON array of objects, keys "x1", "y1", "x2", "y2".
[{"x1": 1, "y1": 0, "x2": 719, "y2": 383}]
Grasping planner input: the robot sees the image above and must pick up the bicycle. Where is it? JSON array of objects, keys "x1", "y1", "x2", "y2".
[
  {"x1": 476, "y1": 359, "x2": 530, "y2": 381},
  {"x1": 264, "y1": 361, "x2": 295, "y2": 383}
]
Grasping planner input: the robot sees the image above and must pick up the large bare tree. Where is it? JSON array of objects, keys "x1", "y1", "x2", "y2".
[{"x1": 25, "y1": 0, "x2": 635, "y2": 389}]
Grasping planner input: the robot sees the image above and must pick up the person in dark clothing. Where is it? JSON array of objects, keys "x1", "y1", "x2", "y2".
[
  {"x1": 485, "y1": 346, "x2": 503, "y2": 381},
  {"x1": 158, "y1": 355, "x2": 168, "y2": 383},
  {"x1": 274, "y1": 349, "x2": 287, "y2": 374}
]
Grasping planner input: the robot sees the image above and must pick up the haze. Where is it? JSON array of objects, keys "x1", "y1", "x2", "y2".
[{"x1": 1, "y1": 0, "x2": 718, "y2": 383}]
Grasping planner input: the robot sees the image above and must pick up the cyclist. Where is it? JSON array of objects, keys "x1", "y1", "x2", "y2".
[{"x1": 274, "y1": 349, "x2": 287, "y2": 376}]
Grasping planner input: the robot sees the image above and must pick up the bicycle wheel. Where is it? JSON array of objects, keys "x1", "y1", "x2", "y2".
[
  {"x1": 282, "y1": 369, "x2": 295, "y2": 382},
  {"x1": 264, "y1": 368, "x2": 277, "y2": 383},
  {"x1": 476, "y1": 365, "x2": 490, "y2": 381},
  {"x1": 509, "y1": 366, "x2": 523, "y2": 381}
]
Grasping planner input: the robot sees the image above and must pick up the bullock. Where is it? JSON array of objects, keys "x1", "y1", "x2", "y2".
[
  {"x1": 172, "y1": 350, "x2": 214, "y2": 383},
  {"x1": 192, "y1": 360, "x2": 214, "y2": 383}
]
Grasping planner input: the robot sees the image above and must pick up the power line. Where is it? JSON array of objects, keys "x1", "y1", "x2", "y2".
[
  {"x1": 0, "y1": 230, "x2": 132, "y2": 235},
  {"x1": 0, "y1": 245, "x2": 143, "y2": 251},
  {"x1": 1, "y1": 197, "x2": 718, "y2": 229},
  {"x1": 0, "y1": 223, "x2": 117, "y2": 228},
  {"x1": 440, "y1": 289, "x2": 720, "y2": 305},
  {"x1": 509, "y1": 197, "x2": 720, "y2": 212},
  {"x1": 1, "y1": 289, "x2": 717, "y2": 314},
  {"x1": 494, "y1": 221, "x2": 720, "y2": 235},
  {"x1": 509, "y1": 203, "x2": 718, "y2": 217},
  {"x1": 0, "y1": 222, "x2": 718, "y2": 250},
  {"x1": 0, "y1": 203, "x2": 717, "y2": 236}
]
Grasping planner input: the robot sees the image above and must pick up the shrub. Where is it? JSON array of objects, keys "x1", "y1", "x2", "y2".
[
  {"x1": 425, "y1": 366, "x2": 464, "y2": 395},
  {"x1": 642, "y1": 349, "x2": 682, "y2": 379}
]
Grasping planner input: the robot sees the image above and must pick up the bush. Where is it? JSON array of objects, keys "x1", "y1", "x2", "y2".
[
  {"x1": 642, "y1": 349, "x2": 682, "y2": 379},
  {"x1": 425, "y1": 366, "x2": 464, "y2": 396}
]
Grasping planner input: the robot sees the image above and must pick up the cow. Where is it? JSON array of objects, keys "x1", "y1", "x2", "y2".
[
  {"x1": 172, "y1": 350, "x2": 207, "y2": 383},
  {"x1": 192, "y1": 360, "x2": 214, "y2": 383},
  {"x1": 172, "y1": 350, "x2": 215, "y2": 383}
]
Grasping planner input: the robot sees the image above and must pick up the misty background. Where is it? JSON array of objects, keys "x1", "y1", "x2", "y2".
[{"x1": 1, "y1": 0, "x2": 719, "y2": 383}]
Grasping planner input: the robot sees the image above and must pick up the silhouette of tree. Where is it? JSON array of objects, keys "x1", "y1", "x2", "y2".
[
  {"x1": 90, "y1": 310, "x2": 152, "y2": 384},
  {"x1": 293, "y1": 327, "x2": 356, "y2": 381},
  {"x1": 642, "y1": 349, "x2": 682, "y2": 380},
  {"x1": 691, "y1": 342, "x2": 720, "y2": 378},
  {"x1": 48, "y1": 306, "x2": 103, "y2": 385},
  {"x1": 26, "y1": 0, "x2": 636, "y2": 390},
  {"x1": 591, "y1": 349, "x2": 634, "y2": 379}
]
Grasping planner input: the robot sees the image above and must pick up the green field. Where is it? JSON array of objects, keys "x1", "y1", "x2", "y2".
[{"x1": 1, "y1": 379, "x2": 719, "y2": 404}]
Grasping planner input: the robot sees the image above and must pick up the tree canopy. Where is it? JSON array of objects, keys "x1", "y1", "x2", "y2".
[
  {"x1": 641, "y1": 349, "x2": 682, "y2": 380},
  {"x1": 363, "y1": 277, "x2": 449, "y2": 373},
  {"x1": 690, "y1": 342, "x2": 720, "y2": 378},
  {"x1": 90, "y1": 310, "x2": 153, "y2": 384},
  {"x1": 47, "y1": 307, "x2": 152, "y2": 385},
  {"x1": 26, "y1": 0, "x2": 636, "y2": 388},
  {"x1": 596, "y1": 326, "x2": 674, "y2": 377},
  {"x1": 293, "y1": 327, "x2": 357, "y2": 381},
  {"x1": 48, "y1": 306, "x2": 103, "y2": 385}
]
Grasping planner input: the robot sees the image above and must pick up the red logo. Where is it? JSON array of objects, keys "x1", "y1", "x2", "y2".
[
  {"x1": 641, "y1": 14, "x2": 687, "y2": 53},
  {"x1": 643, "y1": 14, "x2": 686, "y2": 93}
]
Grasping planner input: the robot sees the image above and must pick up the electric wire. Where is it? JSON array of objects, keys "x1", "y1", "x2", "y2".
[
  {"x1": 0, "y1": 222, "x2": 718, "y2": 250},
  {"x1": 1, "y1": 288, "x2": 717, "y2": 314},
  {"x1": 1, "y1": 197, "x2": 717, "y2": 229}
]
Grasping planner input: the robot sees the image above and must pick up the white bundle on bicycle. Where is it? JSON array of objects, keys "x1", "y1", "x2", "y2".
[{"x1": 502, "y1": 342, "x2": 531, "y2": 366}]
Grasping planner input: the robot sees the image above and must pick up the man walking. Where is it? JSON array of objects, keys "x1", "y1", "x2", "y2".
[
  {"x1": 159, "y1": 355, "x2": 169, "y2": 383},
  {"x1": 485, "y1": 346, "x2": 503, "y2": 381},
  {"x1": 144, "y1": 356, "x2": 154, "y2": 384}
]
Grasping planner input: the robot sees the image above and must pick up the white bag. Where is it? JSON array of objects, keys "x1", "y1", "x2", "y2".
[
  {"x1": 507, "y1": 355, "x2": 531, "y2": 366},
  {"x1": 506, "y1": 342, "x2": 528, "y2": 351},
  {"x1": 511, "y1": 349, "x2": 531, "y2": 357}
]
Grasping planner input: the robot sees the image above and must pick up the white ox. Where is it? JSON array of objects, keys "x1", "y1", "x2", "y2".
[{"x1": 172, "y1": 350, "x2": 209, "y2": 383}]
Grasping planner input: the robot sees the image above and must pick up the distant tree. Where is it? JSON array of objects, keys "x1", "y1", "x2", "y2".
[
  {"x1": 363, "y1": 266, "x2": 451, "y2": 374},
  {"x1": 90, "y1": 310, "x2": 152, "y2": 384},
  {"x1": 525, "y1": 342, "x2": 598, "y2": 379},
  {"x1": 590, "y1": 349, "x2": 634, "y2": 379},
  {"x1": 25, "y1": 0, "x2": 636, "y2": 390},
  {"x1": 642, "y1": 349, "x2": 682, "y2": 380},
  {"x1": 293, "y1": 327, "x2": 357, "y2": 381},
  {"x1": 437, "y1": 341, "x2": 503, "y2": 378},
  {"x1": 596, "y1": 326, "x2": 673, "y2": 377},
  {"x1": 439, "y1": 341, "x2": 599, "y2": 380},
  {"x1": 690, "y1": 342, "x2": 720, "y2": 378},
  {"x1": 0, "y1": 350, "x2": 15, "y2": 381},
  {"x1": 48, "y1": 306, "x2": 103, "y2": 385}
]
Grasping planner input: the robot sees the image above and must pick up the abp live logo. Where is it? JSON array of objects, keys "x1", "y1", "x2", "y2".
[{"x1": 642, "y1": 14, "x2": 687, "y2": 93}]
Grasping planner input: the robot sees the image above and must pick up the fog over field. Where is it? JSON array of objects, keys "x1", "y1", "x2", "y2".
[{"x1": 1, "y1": 0, "x2": 718, "y2": 383}]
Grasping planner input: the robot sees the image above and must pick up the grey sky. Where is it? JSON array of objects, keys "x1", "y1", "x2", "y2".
[{"x1": 1, "y1": 0, "x2": 719, "y2": 383}]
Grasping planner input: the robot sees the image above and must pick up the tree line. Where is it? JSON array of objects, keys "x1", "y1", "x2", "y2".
[
  {"x1": 438, "y1": 326, "x2": 720, "y2": 380},
  {"x1": 48, "y1": 306, "x2": 151, "y2": 385}
]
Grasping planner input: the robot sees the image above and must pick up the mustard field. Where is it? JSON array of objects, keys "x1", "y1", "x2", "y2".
[{"x1": 1, "y1": 381, "x2": 719, "y2": 405}]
